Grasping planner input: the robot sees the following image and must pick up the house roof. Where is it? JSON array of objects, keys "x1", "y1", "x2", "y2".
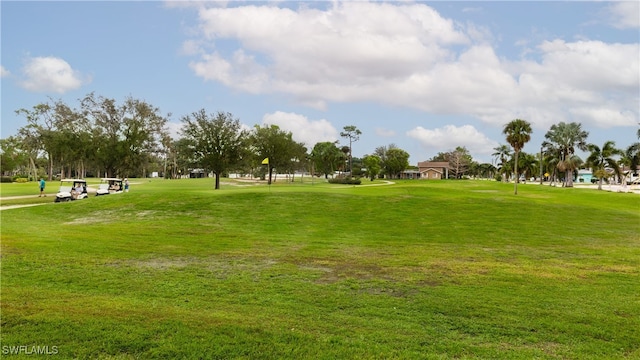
[{"x1": 417, "y1": 161, "x2": 450, "y2": 169}]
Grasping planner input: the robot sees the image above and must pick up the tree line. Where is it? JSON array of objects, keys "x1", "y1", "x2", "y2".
[
  {"x1": 1, "y1": 95, "x2": 638, "y2": 191},
  {"x1": 0, "y1": 94, "x2": 409, "y2": 188}
]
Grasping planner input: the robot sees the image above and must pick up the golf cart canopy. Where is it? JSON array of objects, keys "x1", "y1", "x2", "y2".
[
  {"x1": 60, "y1": 179, "x2": 87, "y2": 184},
  {"x1": 96, "y1": 178, "x2": 124, "y2": 196}
]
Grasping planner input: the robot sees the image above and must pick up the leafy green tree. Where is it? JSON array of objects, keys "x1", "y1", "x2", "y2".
[
  {"x1": 311, "y1": 141, "x2": 343, "y2": 179},
  {"x1": 340, "y1": 125, "x2": 361, "y2": 175},
  {"x1": 180, "y1": 110, "x2": 248, "y2": 190},
  {"x1": 383, "y1": 147, "x2": 410, "y2": 179},
  {"x1": 81, "y1": 93, "x2": 168, "y2": 178},
  {"x1": 351, "y1": 157, "x2": 364, "y2": 177},
  {"x1": 251, "y1": 124, "x2": 300, "y2": 184},
  {"x1": 173, "y1": 138, "x2": 195, "y2": 179},
  {"x1": 374, "y1": 144, "x2": 399, "y2": 178},
  {"x1": 281, "y1": 141, "x2": 308, "y2": 182},
  {"x1": 544, "y1": 122, "x2": 588, "y2": 187},
  {"x1": 586, "y1": 141, "x2": 622, "y2": 190},
  {"x1": 503, "y1": 119, "x2": 532, "y2": 194},
  {"x1": 16, "y1": 124, "x2": 42, "y2": 181},
  {"x1": 15, "y1": 102, "x2": 58, "y2": 180},
  {"x1": 362, "y1": 154, "x2": 381, "y2": 181},
  {"x1": 50, "y1": 100, "x2": 91, "y2": 178},
  {"x1": 0, "y1": 136, "x2": 27, "y2": 176}
]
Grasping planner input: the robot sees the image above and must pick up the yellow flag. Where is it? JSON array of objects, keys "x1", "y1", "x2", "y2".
[{"x1": 261, "y1": 157, "x2": 269, "y2": 165}]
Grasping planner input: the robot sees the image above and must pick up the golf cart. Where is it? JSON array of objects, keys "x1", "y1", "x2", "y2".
[
  {"x1": 55, "y1": 179, "x2": 88, "y2": 202},
  {"x1": 96, "y1": 178, "x2": 124, "y2": 196}
]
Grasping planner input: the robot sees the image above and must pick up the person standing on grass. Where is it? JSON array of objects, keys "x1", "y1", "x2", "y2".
[
  {"x1": 124, "y1": 178, "x2": 129, "y2": 192},
  {"x1": 39, "y1": 178, "x2": 46, "y2": 197}
]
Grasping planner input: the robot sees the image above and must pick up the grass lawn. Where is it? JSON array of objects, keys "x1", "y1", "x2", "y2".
[{"x1": 1, "y1": 178, "x2": 639, "y2": 359}]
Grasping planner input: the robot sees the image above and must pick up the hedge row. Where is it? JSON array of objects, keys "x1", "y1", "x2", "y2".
[{"x1": 328, "y1": 177, "x2": 362, "y2": 185}]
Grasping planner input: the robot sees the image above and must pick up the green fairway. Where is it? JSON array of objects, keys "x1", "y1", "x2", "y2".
[{"x1": 1, "y1": 179, "x2": 639, "y2": 359}]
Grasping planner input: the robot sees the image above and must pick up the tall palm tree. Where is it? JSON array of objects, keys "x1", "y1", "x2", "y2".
[
  {"x1": 492, "y1": 144, "x2": 511, "y2": 182},
  {"x1": 503, "y1": 119, "x2": 532, "y2": 194},
  {"x1": 586, "y1": 141, "x2": 622, "y2": 190},
  {"x1": 544, "y1": 122, "x2": 589, "y2": 187}
]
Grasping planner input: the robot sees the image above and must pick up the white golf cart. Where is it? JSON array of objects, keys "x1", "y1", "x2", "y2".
[
  {"x1": 55, "y1": 179, "x2": 88, "y2": 202},
  {"x1": 96, "y1": 178, "x2": 124, "y2": 196}
]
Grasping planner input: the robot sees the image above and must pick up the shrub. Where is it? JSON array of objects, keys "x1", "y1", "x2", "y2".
[
  {"x1": 328, "y1": 177, "x2": 361, "y2": 185},
  {"x1": 0, "y1": 176, "x2": 13, "y2": 183},
  {"x1": 14, "y1": 177, "x2": 29, "y2": 183}
]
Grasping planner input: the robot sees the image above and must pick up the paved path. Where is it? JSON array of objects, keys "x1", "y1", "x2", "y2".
[
  {"x1": 0, "y1": 203, "x2": 47, "y2": 211},
  {"x1": 0, "y1": 194, "x2": 50, "y2": 211},
  {"x1": 1, "y1": 195, "x2": 46, "y2": 200}
]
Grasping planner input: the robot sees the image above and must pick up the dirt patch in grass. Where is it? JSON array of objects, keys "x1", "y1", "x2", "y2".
[
  {"x1": 63, "y1": 210, "x2": 122, "y2": 225},
  {"x1": 64, "y1": 209, "x2": 172, "y2": 225},
  {"x1": 114, "y1": 256, "x2": 279, "y2": 279},
  {"x1": 296, "y1": 258, "x2": 399, "y2": 284}
]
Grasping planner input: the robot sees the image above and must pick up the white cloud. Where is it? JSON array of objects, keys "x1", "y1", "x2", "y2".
[
  {"x1": 189, "y1": 50, "x2": 268, "y2": 94},
  {"x1": 0, "y1": 66, "x2": 10, "y2": 77},
  {"x1": 534, "y1": 40, "x2": 638, "y2": 91},
  {"x1": 407, "y1": 125, "x2": 499, "y2": 159},
  {"x1": 184, "y1": 2, "x2": 638, "y2": 132},
  {"x1": 187, "y1": 2, "x2": 468, "y2": 101},
  {"x1": 606, "y1": 2, "x2": 640, "y2": 29},
  {"x1": 262, "y1": 111, "x2": 338, "y2": 147},
  {"x1": 180, "y1": 39, "x2": 204, "y2": 56},
  {"x1": 569, "y1": 107, "x2": 637, "y2": 128},
  {"x1": 19, "y1": 56, "x2": 89, "y2": 93},
  {"x1": 375, "y1": 127, "x2": 396, "y2": 137}
]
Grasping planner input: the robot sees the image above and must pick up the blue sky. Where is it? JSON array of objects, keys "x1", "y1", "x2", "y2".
[{"x1": 2, "y1": 1, "x2": 638, "y2": 165}]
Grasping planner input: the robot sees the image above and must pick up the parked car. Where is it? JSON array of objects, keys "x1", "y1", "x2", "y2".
[
  {"x1": 96, "y1": 178, "x2": 124, "y2": 196},
  {"x1": 55, "y1": 179, "x2": 88, "y2": 202}
]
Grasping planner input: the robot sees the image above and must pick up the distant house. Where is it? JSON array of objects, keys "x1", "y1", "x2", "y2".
[
  {"x1": 189, "y1": 169, "x2": 207, "y2": 178},
  {"x1": 577, "y1": 169, "x2": 594, "y2": 183},
  {"x1": 417, "y1": 161, "x2": 450, "y2": 179},
  {"x1": 399, "y1": 170, "x2": 421, "y2": 179},
  {"x1": 622, "y1": 166, "x2": 640, "y2": 184}
]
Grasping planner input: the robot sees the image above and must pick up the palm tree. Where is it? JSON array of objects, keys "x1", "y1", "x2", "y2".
[
  {"x1": 503, "y1": 119, "x2": 532, "y2": 194},
  {"x1": 544, "y1": 122, "x2": 589, "y2": 187},
  {"x1": 517, "y1": 152, "x2": 538, "y2": 182},
  {"x1": 586, "y1": 141, "x2": 622, "y2": 190},
  {"x1": 623, "y1": 143, "x2": 640, "y2": 181},
  {"x1": 492, "y1": 144, "x2": 511, "y2": 182},
  {"x1": 557, "y1": 155, "x2": 583, "y2": 186}
]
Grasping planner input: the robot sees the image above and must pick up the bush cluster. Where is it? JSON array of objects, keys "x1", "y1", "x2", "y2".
[
  {"x1": 0, "y1": 176, "x2": 13, "y2": 183},
  {"x1": 328, "y1": 177, "x2": 362, "y2": 185}
]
